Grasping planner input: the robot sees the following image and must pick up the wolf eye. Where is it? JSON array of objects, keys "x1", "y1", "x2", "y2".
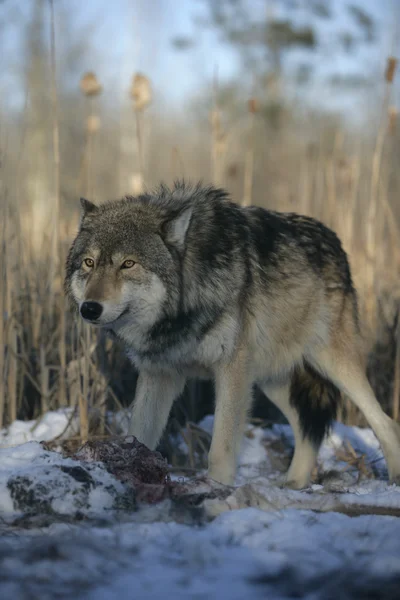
[
  {"x1": 83, "y1": 258, "x2": 94, "y2": 268},
  {"x1": 121, "y1": 259, "x2": 135, "y2": 269}
]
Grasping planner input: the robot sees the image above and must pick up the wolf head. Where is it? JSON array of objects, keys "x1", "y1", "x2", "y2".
[
  {"x1": 65, "y1": 182, "x2": 247, "y2": 347},
  {"x1": 65, "y1": 188, "x2": 193, "y2": 328}
]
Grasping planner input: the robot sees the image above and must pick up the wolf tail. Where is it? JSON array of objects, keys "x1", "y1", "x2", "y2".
[
  {"x1": 261, "y1": 364, "x2": 342, "y2": 488},
  {"x1": 290, "y1": 364, "x2": 342, "y2": 448}
]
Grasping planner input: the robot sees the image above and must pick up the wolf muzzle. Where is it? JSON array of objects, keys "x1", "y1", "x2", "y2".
[{"x1": 80, "y1": 301, "x2": 103, "y2": 321}]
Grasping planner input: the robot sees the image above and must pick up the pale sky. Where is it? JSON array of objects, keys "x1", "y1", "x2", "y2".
[{"x1": 0, "y1": 0, "x2": 397, "y2": 118}]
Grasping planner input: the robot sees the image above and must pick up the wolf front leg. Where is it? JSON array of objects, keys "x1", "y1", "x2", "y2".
[
  {"x1": 208, "y1": 353, "x2": 253, "y2": 486},
  {"x1": 128, "y1": 371, "x2": 186, "y2": 450}
]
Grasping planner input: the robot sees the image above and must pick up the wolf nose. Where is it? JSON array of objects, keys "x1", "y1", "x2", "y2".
[{"x1": 80, "y1": 301, "x2": 103, "y2": 321}]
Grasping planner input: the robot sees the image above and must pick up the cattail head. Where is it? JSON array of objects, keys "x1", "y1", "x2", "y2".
[
  {"x1": 80, "y1": 72, "x2": 102, "y2": 97},
  {"x1": 248, "y1": 98, "x2": 260, "y2": 114},
  {"x1": 130, "y1": 74, "x2": 152, "y2": 111},
  {"x1": 385, "y1": 56, "x2": 397, "y2": 83}
]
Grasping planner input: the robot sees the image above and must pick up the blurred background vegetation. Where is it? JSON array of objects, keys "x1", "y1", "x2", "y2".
[{"x1": 1, "y1": 0, "x2": 400, "y2": 453}]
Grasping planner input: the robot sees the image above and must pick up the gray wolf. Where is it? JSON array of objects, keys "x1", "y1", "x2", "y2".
[{"x1": 65, "y1": 181, "x2": 400, "y2": 488}]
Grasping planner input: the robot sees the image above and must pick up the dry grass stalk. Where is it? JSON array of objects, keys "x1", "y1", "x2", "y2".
[
  {"x1": 335, "y1": 440, "x2": 373, "y2": 480},
  {"x1": 92, "y1": 370, "x2": 108, "y2": 438},
  {"x1": 210, "y1": 69, "x2": 227, "y2": 187},
  {"x1": 48, "y1": 0, "x2": 67, "y2": 411},
  {"x1": 40, "y1": 344, "x2": 50, "y2": 414},
  {"x1": 385, "y1": 56, "x2": 397, "y2": 83},
  {"x1": 365, "y1": 57, "x2": 397, "y2": 330},
  {"x1": 392, "y1": 308, "x2": 400, "y2": 421},
  {"x1": 388, "y1": 106, "x2": 397, "y2": 135},
  {"x1": 343, "y1": 155, "x2": 360, "y2": 259},
  {"x1": 0, "y1": 225, "x2": 5, "y2": 428},
  {"x1": 66, "y1": 353, "x2": 83, "y2": 409},
  {"x1": 7, "y1": 325, "x2": 18, "y2": 424},
  {"x1": 132, "y1": 135, "x2": 144, "y2": 191},
  {"x1": 4, "y1": 209, "x2": 19, "y2": 426},
  {"x1": 58, "y1": 283, "x2": 67, "y2": 409},
  {"x1": 86, "y1": 115, "x2": 101, "y2": 133},
  {"x1": 171, "y1": 146, "x2": 185, "y2": 180},
  {"x1": 83, "y1": 113, "x2": 98, "y2": 196},
  {"x1": 48, "y1": 0, "x2": 61, "y2": 319},
  {"x1": 79, "y1": 333, "x2": 93, "y2": 442},
  {"x1": 325, "y1": 158, "x2": 336, "y2": 229},
  {"x1": 210, "y1": 108, "x2": 226, "y2": 186},
  {"x1": 242, "y1": 98, "x2": 259, "y2": 207},
  {"x1": 1, "y1": 184, "x2": 9, "y2": 427},
  {"x1": 179, "y1": 422, "x2": 211, "y2": 469},
  {"x1": 130, "y1": 172, "x2": 144, "y2": 195},
  {"x1": 80, "y1": 71, "x2": 102, "y2": 198},
  {"x1": 130, "y1": 74, "x2": 151, "y2": 187}
]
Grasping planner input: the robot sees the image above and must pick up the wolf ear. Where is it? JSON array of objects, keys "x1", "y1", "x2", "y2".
[
  {"x1": 162, "y1": 206, "x2": 192, "y2": 249},
  {"x1": 80, "y1": 197, "x2": 98, "y2": 218}
]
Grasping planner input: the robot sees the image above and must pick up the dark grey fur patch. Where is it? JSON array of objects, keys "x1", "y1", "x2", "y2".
[{"x1": 290, "y1": 364, "x2": 341, "y2": 447}]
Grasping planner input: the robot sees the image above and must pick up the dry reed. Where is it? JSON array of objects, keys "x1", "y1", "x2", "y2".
[
  {"x1": 130, "y1": 73, "x2": 152, "y2": 193},
  {"x1": 242, "y1": 97, "x2": 259, "y2": 207}
]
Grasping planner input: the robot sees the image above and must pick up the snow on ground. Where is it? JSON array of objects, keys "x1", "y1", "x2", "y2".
[
  {"x1": 0, "y1": 441, "x2": 130, "y2": 519},
  {"x1": 0, "y1": 408, "x2": 79, "y2": 448},
  {"x1": 1, "y1": 509, "x2": 400, "y2": 599},
  {"x1": 269, "y1": 421, "x2": 387, "y2": 477},
  {"x1": 1, "y1": 413, "x2": 400, "y2": 599}
]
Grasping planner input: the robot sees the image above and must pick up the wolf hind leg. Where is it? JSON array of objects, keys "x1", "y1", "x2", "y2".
[
  {"x1": 261, "y1": 381, "x2": 319, "y2": 489},
  {"x1": 261, "y1": 366, "x2": 340, "y2": 489},
  {"x1": 128, "y1": 371, "x2": 186, "y2": 450},
  {"x1": 307, "y1": 343, "x2": 400, "y2": 484}
]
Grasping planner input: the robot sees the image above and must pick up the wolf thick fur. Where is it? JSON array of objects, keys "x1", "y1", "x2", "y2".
[{"x1": 65, "y1": 181, "x2": 400, "y2": 488}]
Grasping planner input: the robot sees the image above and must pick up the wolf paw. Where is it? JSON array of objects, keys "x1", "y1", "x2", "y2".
[
  {"x1": 280, "y1": 478, "x2": 310, "y2": 491},
  {"x1": 389, "y1": 475, "x2": 400, "y2": 487}
]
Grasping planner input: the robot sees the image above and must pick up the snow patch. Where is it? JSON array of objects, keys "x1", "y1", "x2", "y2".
[
  {"x1": 0, "y1": 408, "x2": 79, "y2": 448},
  {"x1": 0, "y1": 509, "x2": 399, "y2": 599},
  {"x1": 0, "y1": 441, "x2": 129, "y2": 518}
]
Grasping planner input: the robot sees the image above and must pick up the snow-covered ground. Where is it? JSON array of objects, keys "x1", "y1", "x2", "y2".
[
  {"x1": 2, "y1": 509, "x2": 400, "y2": 599},
  {"x1": 0, "y1": 408, "x2": 79, "y2": 447},
  {"x1": 1, "y1": 412, "x2": 400, "y2": 599}
]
